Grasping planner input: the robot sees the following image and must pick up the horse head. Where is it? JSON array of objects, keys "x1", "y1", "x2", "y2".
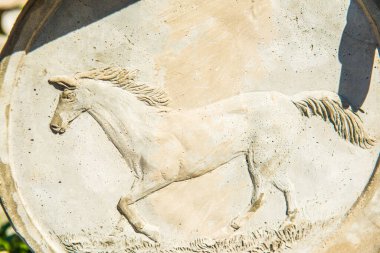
[
  {"x1": 48, "y1": 75, "x2": 92, "y2": 134},
  {"x1": 48, "y1": 67, "x2": 170, "y2": 134}
]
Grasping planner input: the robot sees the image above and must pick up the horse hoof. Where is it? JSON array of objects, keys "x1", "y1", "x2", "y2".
[
  {"x1": 286, "y1": 209, "x2": 299, "y2": 223},
  {"x1": 143, "y1": 224, "x2": 160, "y2": 242},
  {"x1": 279, "y1": 215, "x2": 298, "y2": 231},
  {"x1": 147, "y1": 233, "x2": 160, "y2": 243},
  {"x1": 230, "y1": 217, "x2": 243, "y2": 231},
  {"x1": 279, "y1": 221, "x2": 296, "y2": 231}
]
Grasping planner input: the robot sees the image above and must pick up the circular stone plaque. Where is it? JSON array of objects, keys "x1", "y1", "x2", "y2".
[{"x1": 0, "y1": 1, "x2": 379, "y2": 252}]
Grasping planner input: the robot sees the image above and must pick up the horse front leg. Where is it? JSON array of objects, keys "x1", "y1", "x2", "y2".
[
  {"x1": 117, "y1": 174, "x2": 172, "y2": 242},
  {"x1": 132, "y1": 159, "x2": 144, "y2": 180},
  {"x1": 272, "y1": 176, "x2": 298, "y2": 223},
  {"x1": 117, "y1": 199, "x2": 159, "y2": 242}
]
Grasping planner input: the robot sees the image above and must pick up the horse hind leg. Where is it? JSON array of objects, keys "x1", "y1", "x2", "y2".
[
  {"x1": 272, "y1": 175, "x2": 298, "y2": 223},
  {"x1": 246, "y1": 148, "x2": 264, "y2": 211},
  {"x1": 230, "y1": 148, "x2": 264, "y2": 230}
]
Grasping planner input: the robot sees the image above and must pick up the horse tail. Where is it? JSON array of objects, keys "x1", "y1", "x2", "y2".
[{"x1": 291, "y1": 91, "x2": 375, "y2": 149}]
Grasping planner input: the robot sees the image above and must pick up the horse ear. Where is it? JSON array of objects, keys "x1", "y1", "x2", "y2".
[{"x1": 48, "y1": 75, "x2": 79, "y2": 90}]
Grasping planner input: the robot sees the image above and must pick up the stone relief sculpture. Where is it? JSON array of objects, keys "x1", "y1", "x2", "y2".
[
  {"x1": 48, "y1": 66, "x2": 375, "y2": 242},
  {"x1": 1, "y1": 1, "x2": 379, "y2": 252}
]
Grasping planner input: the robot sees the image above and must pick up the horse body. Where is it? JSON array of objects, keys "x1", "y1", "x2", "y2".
[
  {"x1": 86, "y1": 81, "x2": 299, "y2": 184},
  {"x1": 166, "y1": 91, "x2": 300, "y2": 182},
  {"x1": 48, "y1": 67, "x2": 374, "y2": 242}
]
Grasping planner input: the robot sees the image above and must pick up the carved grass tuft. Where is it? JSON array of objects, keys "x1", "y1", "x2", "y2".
[{"x1": 59, "y1": 223, "x2": 314, "y2": 253}]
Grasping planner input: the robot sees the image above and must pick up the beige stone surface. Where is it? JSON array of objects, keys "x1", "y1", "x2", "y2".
[
  {"x1": 0, "y1": 3, "x2": 18, "y2": 230},
  {"x1": 0, "y1": 1, "x2": 379, "y2": 252}
]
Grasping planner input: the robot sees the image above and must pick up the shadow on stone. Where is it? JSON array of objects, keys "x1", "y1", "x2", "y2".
[
  {"x1": 338, "y1": 0, "x2": 378, "y2": 112},
  {"x1": 1, "y1": 0, "x2": 140, "y2": 58}
]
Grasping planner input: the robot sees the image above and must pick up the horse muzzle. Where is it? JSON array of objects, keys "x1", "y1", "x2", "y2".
[
  {"x1": 50, "y1": 123, "x2": 66, "y2": 134},
  {"x1": 50, "y1": 115, "x2": 66, "y2": 134}
]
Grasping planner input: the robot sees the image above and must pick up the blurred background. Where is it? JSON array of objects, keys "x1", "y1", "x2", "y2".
[
  {"x1": 0, "y1": 1, "x2": 31, "y2": 252},
  {"x1": 0, "y1": 0, "x2": 25, "y2": 48}
]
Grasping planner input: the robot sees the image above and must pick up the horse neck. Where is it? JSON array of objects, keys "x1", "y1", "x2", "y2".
[{"x1": 87, "y1": 87, "x2": 158, "y2": 157}]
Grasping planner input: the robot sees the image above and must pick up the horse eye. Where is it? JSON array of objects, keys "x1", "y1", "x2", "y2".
[
  {"x1": 67, "y1": 93, "x2": 75, "y2": 99},
  {"x1": 62, "y1": 92, "x2": 75, "y2": 100}
]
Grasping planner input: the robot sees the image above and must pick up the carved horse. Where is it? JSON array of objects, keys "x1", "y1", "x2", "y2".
[{"x1": 48, "y1": 67, "x2": 375, "y2": 241}]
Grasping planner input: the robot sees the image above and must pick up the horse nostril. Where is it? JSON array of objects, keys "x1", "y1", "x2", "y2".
[{"x1": 50, "y1": 124, "x2": 60, "y2": 133}]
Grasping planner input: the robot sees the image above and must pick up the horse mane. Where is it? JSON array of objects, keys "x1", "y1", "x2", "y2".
[
  {"x1": 293, "y1": 97, "x2": 375, "y2": 149},
  {"x1": 75, "y1": 67, "x2": 170, "y2": 107}
]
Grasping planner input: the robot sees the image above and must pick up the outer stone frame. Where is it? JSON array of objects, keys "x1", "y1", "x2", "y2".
[
  {"x1": 0, "y1": 1, "x2": 65, "y2": 252},
  {"x1": 0, "y1": 1, "x2": 378, "y2": 252}
]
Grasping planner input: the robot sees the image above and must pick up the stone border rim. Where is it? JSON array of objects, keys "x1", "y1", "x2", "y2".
[
  {"x1": 0, "y1": 1, "x2": 65, "y2": 252},
  {"x1": 0, "y1": 1, "x2": 378, "y2": 252}
]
